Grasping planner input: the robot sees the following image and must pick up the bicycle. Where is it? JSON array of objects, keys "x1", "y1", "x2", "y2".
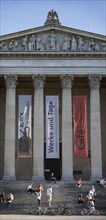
[
  {"x1": 37, "y1": 206, "x2": 56, "y2": 215},
  {"x1": 81, "y1": 208, "x2": 100, "y2": 215},
  {"x1": 54, "y1": 203, "x2": 71, "y2": 215}
]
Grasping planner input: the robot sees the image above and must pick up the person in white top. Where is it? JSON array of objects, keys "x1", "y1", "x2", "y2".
[
  {"x1": 35, "y1": 189, "x2": 42, "y2": 209},
  {"x1": 7, "y1": 193, "x2": 14, "y2": 204},
  {"x1": 91, "y1": 186, "x2": 96, "y2": 194},
  {"x1": 27, "y1": 183, "x2": 34, "y2": 193},
  {"x1": 47, "y1": 186, "x2": 52, "y2": 206},
  {"x1": 89, "y1": 186, "x2": 96, "y2": 197},
  {"x1": 97, "y1": 177, "x2": 106, "y2": 187},
  {"x1": 99, "y1": 178, "x2": 106, "y2": 187}
]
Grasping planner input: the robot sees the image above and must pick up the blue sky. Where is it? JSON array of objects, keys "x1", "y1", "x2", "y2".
[{"x1": 0, "y1": 0, "x2": 106, "y2": 36}]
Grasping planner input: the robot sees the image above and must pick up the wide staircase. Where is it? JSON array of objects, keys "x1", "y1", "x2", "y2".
[{"x1": 0, "y1": 180, "x2": 106, "y2": 216}]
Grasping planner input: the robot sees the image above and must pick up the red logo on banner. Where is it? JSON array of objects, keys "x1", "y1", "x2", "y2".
[{"x1": 73, "y1": 96, "x2": 88, "y2": 158}]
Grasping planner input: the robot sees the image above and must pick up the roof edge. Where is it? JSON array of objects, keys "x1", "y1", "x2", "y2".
[{"x1": 0, "y1": 25, "x2": 106, "y2": 41}]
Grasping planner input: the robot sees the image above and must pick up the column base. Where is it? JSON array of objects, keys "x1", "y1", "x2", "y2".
[
  {"x1": 61, "y1": 176, "x2": 75, "y2": 183},
  {"x1": 3, "y1": 175, "x2": 16, "y2": 181},
  {"x1": 32, "y1": 175, "x2": 45, "y2": 182},
  {"x1": 90, "y1": 176, "x2": 102, "y2": 182}
]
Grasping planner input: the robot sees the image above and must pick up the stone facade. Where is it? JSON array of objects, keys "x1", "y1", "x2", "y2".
[{"x1": 0, "y1": 10, "x2": 106, "y2": 181}]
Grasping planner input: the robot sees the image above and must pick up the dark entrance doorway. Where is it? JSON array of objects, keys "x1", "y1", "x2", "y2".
[{"x1": 44, "y1": 143, "x2": 62, "y2": 180}]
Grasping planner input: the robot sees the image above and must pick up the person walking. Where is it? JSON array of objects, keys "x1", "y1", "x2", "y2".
[
  {"x1": 47, "y1": 185, "x2": 53, "y2": 206},
  {"x1": 38, "y1": 183, "x2": 44, "y2": 195},
  {"x1": 35, "y1": 189, "x2": 42, "y2": 209}
]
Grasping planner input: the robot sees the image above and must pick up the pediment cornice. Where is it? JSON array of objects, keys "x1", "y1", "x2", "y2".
[
  {"x1": 0, "y1": 25, "x2": 106, "y2": 41},
  {"x1": 0, "y1": 25, "x2": 106, "y2": 54}
]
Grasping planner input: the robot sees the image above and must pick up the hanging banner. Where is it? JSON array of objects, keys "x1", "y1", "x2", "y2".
[
  {"x1": 73, "y1": 96, "x2": 88, "y2": 158},
  {"x1": 17, "y1": 95, "x2": 32, "y2": 157},
  {"x1": 46, "y1": 96, "x2": 59, "y2": 158}
]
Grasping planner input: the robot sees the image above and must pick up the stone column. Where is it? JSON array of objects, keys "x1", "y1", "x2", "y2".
[
  {"x1": 3, "y1": 75, "x2": 17, "y2": 180},
  {"x1": 32, "y1": 74, "x2": 46, "y2": 180},
  {"x1": 88, "y1": 75, "x2": 102, "y2": 180},
  {"x1": 60, "y1": 74, "x2": 74, "y2": 181}
]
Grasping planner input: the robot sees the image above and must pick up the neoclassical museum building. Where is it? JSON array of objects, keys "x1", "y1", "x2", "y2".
[{"x1": 0, "y1": 10, "x2": 106, "y2": 181}]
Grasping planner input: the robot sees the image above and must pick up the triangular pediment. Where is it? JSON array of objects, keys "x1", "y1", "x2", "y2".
[{"x1": 0, "y1": 10, "x2": 106, "y2": 53}]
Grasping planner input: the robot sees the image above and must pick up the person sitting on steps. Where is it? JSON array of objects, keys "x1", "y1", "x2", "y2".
[
  {"x1": 49, "y1": 172, "x2": 56, "y2": 184},
  {"x1": 75, "y1": 178, "x2": 82, "y2": 187},
  {"x1": 96, "y1": 177, "x2": 106, "y2": 188},
  {"x1": 27, "y1": 183, "x2": 34, "y2": 193},
  {"x1": 78, "y1": 194, "x2": 85, "y2": 204},
  {"x1": 6, "y1": 193, "x2": 14, "y2": 204},
  {"x1": 0, "y1": 192, "x2": 5, "y2": 203}
]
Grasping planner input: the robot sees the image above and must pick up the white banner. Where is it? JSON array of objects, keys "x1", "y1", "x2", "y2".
[
  {"x1": 46, "y1": 96, "x2": 59, "y2": 158},
  {"x1": 18, "y1": 95, "x2": 32, "y2": 157}
]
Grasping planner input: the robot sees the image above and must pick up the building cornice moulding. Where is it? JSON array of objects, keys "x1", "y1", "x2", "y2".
[{"x1": 0, "y1": 51, "x2": 106, "y2": 59}]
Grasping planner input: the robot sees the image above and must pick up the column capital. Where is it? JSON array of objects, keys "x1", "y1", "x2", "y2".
[
  {"x1": 32, "y1": 74, "x2": 46, "y2": 88},
  {"x1": 60, "y1": 74, "x2": 74, "y2": 88},
  {"x1": 4, "y1": 75, "x2": 18, "y2": 88},
  {"x1": 88, "y1": 75, "x2": 102, "y2": 89}
]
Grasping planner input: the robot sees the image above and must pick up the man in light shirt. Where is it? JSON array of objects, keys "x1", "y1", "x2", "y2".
[{"x1": 47, "y1": 186, "x2": 52, "y2": 206}]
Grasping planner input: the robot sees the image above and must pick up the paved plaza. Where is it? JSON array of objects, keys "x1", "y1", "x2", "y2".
[
  {"x1": 0, "y1": 215, "x2": 106, "y2": 220},
  {"x1": 0, "y1": 180, "x2": 106, "y2": 220}
]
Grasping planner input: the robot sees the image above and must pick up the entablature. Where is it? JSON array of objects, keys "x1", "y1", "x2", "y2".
[{"x1": 0, "y1": 51, "x2": 106, "y2": 59}]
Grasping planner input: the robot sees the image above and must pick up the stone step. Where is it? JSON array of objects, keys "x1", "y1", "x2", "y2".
[{"x1": 0, "y1": 181, "x2": 106, "y2": 216}]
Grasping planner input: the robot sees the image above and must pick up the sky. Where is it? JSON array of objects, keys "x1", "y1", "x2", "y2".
[{"x1": 0, "y1": 0, "x2": 106, "y2": 36}]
